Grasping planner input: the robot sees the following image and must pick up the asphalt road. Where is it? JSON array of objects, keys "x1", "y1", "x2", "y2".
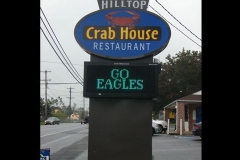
[{"x1": 41, "y1": 123, "x2": 201, "y2": 160}]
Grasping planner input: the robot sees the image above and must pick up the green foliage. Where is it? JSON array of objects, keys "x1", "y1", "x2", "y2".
[
  {"x1": 154, "y1": 48, "x2": 201, "y2": 113},
  {"x1": 40, "y1": 96, "x2": 68, "y2": 117},
  {"x1": 40, "y1": 97, "x2": 52, "y2": 117},
  {"x1": 66, "y1": 105, "x2": 73, "y2": 117},
  {"x1": 80, "y1": 111, "x2": 85, "y2": 120},
  {"x1": 52, "y1": 110, "x2": 67, "y2": 118},
  {"x1": 40, "y1": 97, "x2": 44, "y2": 115}
]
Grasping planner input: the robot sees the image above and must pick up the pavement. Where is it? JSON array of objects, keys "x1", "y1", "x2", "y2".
[
  {"x1": 74, "y1": 131, "x2": 192, "y2": 160},
  {"x1": 74, "y1": 150, "x2": 88, "y2": 160},
  {"x1": 74, "y1": 151, "x2": 156, "y2": 160},
  {"x1": 71, "y1": 126, "x2": 195, "y2": 160}
]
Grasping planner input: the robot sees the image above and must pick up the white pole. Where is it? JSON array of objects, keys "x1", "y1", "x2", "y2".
[{"x1": 167, "y1": 119, "x2": 170, "y2": 134}]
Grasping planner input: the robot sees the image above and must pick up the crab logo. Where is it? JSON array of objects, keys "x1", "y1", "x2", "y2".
[{"x1": 105, "y1": 10, "x2": 140, "y2": 29}]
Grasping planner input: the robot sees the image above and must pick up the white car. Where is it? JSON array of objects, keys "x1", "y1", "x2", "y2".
[
  {"x1": 152, "y1": 119, "x2": 168, "y2": 133},
  {"x1": 152, "y1": 121, "x2": 161, "y2": 136}
]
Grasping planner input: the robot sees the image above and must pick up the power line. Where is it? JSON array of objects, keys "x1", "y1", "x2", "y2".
[
  {"x1": 40, "y1": 7, "x2": 84, "y2": 83},
  {"x1": 149, "y1": 5, "x2": 201, "y2": 48},
  {"x1": 41, "y1": 60, "x2": 84, "y2": 66},
  {"x1": 155, "y1": 0, "x2": 201, "y2": 41},
  {"x1": 40, "y1": 18, "x2": 83, "y2": 84},
  {"x1": 48, "y1": 87, "x2": 57, "y2": 98},
  {"x1": 40, "y1": 7, "x2": 84, "y2": 82},
  {"x1": 40, "y1": 26, "x2": 83, "y2": 86},
  {"x1": 42, "y1": 88, "x2": 73, "y2": 92},
  {"x1": 40, "y1": 83, "x2": 80, "y2": 84}
]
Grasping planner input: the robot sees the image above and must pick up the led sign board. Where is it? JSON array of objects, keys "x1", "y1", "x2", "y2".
[
  {"x1": 83, "y1": 62, "x2": 161, "y2": 98},
  {"x1": 74, "y1": 8, "x2": 171, "y2": 60}
]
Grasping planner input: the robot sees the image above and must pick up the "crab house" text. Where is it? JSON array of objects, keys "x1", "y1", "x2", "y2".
[{"x1": 84, "y1": 26, "x2": 161, "y2": 40}]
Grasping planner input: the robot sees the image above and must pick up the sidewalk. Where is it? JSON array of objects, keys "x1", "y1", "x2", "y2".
[{"x1": 168, "y1": 125, "x2": 192, "y2": 135}]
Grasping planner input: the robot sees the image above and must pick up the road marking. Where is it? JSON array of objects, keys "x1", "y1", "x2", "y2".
[
  {"x1": 41, "y1": 134, "x2": 74, "y2": 146},
  {"x1": 174, "y1": 135, "x2": 195, "y2": 138},
  {"x1": 41, "y1": 130, "x2": 88, "y2": 147},
  {"x1": 41, "y1": 127, "x2": 88, "y2": 138}
]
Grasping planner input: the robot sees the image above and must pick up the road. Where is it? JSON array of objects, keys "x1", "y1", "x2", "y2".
[
  {"x1": 41, "y1": 123, "x2": 89, "y2": 160},
  {"x1": 41, "y1": 123, "x2": 201, "y2": 160}
]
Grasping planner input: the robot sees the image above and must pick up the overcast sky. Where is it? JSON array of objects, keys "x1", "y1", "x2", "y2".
[{"x1": 40, "y1": 0, "x2": 201, "y2": 110}]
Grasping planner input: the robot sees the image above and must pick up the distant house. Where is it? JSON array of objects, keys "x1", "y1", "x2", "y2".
[
  {"x1": 50, "y1": 107, "x2": 62, "y2": 114},
  {"x1": 70, "y1": 113, "x2": 80, "y2": 121},
  {"x1": 164, "y1": 90, "x2": 202, "y2": 135},
  {"x1": 49, "y1": 107, "x2": 80, "y2": 122}
]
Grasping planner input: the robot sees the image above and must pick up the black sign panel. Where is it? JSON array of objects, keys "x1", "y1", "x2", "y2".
[{"x1": 83, "y1": 62, "x2": 160, "y2": 98}]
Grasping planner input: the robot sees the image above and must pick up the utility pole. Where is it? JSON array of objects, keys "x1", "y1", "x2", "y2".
[
  {"x1": 67, "y1": 87, "x2": 74, "y2": 123},
  {"x1": 40, "y1": 70, "x2": 51, "y2": 120},
  {"x1": 83, "y1": 96, "x2": 85, "y2": 117},
  {"x1": 81, "y1": 91, "x2": 85, "y2": 118}
]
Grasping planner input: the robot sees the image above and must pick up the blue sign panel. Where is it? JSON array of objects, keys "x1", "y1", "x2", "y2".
[
  {"x1": 74, "y1": 8, "x2": 171, "y2": 60},
  {"x1": 40, "y1": 148, "x2": 50, "y2": 160}
]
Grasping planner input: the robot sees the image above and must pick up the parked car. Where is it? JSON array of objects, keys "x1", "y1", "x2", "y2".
[
  {"x1": 152, "y1": 121, "x2": 161, "y2": 136},
  {"x1": 81, "y1": 116, "x2": 89, "y2": 124},
  {"x1": 44, "y1": 117, "x2": 60, "y2": 125},
  {"x1": 192, "y1": 121, "x2": 202, "y2": 138},
  {"x1": 152, "y1": 119, "x2": 168, "y2": 133}
]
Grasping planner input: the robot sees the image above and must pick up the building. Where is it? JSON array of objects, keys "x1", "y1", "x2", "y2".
[{"x1": 164, "y1": 90, "x2": 202, "y2": 135}]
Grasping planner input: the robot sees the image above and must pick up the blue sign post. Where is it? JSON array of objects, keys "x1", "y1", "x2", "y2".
[{"x1": 40, "y1": 148, "x2": 50, "y2": 160}]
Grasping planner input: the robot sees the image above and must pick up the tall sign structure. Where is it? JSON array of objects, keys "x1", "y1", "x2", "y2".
[{"x1": 74, "y1": 0, "x2": 171, "y2": 159}]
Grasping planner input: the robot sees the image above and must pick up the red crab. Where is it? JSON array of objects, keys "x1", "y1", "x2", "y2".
[{"x1": 105, "y1": 10, "x2": 140, "y2": 29}]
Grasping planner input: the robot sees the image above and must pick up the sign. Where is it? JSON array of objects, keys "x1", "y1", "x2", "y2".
[
  {"x1": 40, "y1": 148, "x2": 50, "y2": 160},
  {"x1": 97, "y1": 0, "x2": 149, "y2": 10},
  {"x1": 74, "y1": 8, "x2": 171, "y2": 60},
  {"x1": 83, "y1": 62, "x2": 161, "y2": 98}
]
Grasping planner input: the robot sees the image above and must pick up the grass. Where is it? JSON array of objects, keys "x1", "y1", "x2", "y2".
[{"x1": 40, "y1": 122, "x2": 45, "y2": 125}]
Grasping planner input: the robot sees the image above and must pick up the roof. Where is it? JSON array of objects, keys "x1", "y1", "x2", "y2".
[
  {"x1": 193, "y1": 90, "x2": 201, "y2": 95},
  {"x1": 163, "y1": 90, "x2": 202, "y2": 109},
  {"x1": 178, "y1": 93, "x2": 201, "y2": 101}
]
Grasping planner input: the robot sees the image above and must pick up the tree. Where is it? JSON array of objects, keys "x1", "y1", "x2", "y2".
[
  {"x1": 72, "y1": 103, "x2": 77, "y2": 113},
  {"x1": 153, "y1": 48, "x2": 202, "y2": 114},
  {"x1": 40, "y1": 97, "x2": 44, "y2": 115},
  {"x1": 40, "y1": 97, "x2": 52, "y2": 117},
  {"x1": 52, "y1": 110, "x2": 67, "y2": 118},
  {"x1": 40, "y1": 96, "x2": 66, "y2": 117}
]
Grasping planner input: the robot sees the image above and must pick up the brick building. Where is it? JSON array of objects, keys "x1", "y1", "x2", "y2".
[{"x1": 163, "y1": 90, "x2": 202, "y2": 135}]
